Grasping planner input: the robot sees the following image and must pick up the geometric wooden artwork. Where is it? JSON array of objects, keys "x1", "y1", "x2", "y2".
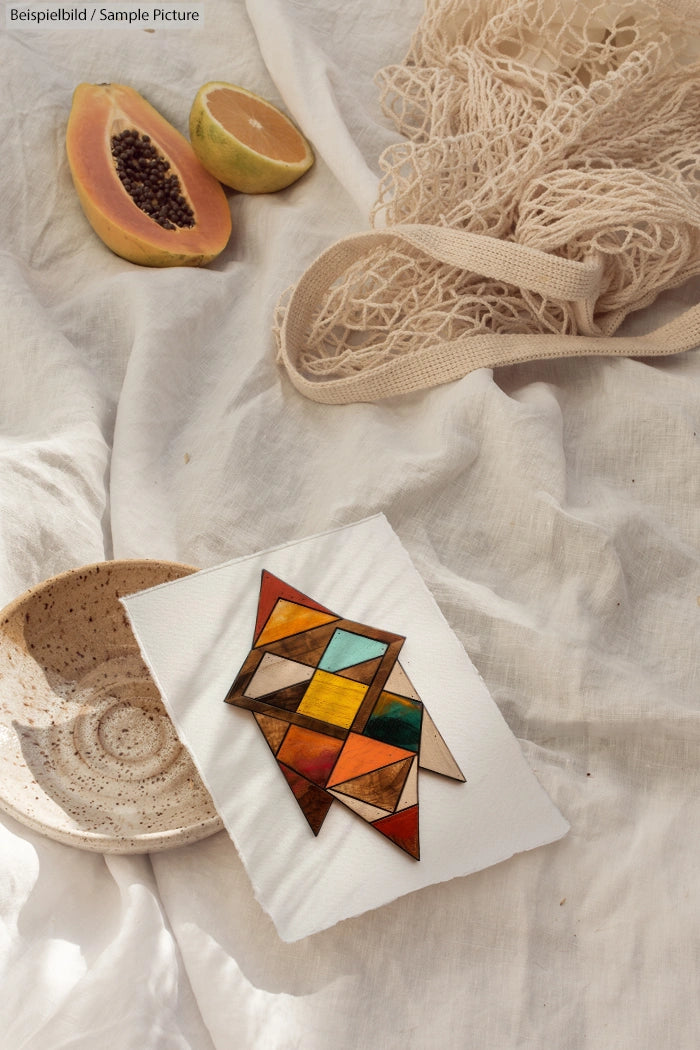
[{"x1": 224, "y1": 570, "x2": 465, "y2": 859}]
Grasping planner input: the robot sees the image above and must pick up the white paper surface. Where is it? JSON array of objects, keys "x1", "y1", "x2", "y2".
[{"x1": 123, "y1": 514, "x2": 568, "y2": 941}]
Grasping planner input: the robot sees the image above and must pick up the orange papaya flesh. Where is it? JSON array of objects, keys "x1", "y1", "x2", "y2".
[{"x1": 66, "y1": 83, "x2": 232, "y2": 267}]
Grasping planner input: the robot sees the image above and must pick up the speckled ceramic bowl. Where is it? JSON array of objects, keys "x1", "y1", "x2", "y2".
[{"x1": 0, "y1": 560, "x2": 223, "y2": 852}]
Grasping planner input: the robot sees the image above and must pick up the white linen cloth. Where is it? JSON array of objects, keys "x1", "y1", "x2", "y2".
[{"x1": 1, "y1": 0, "x2": 699, "y2": 1046}]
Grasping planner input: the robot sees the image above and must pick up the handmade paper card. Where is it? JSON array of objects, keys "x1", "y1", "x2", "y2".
[{"x1": 122, "y1": 515, "x2": 568, "y2": 941}]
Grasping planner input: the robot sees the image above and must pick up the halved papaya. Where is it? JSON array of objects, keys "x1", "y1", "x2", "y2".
[{"x1": 66, "y1": 83, "x2": 232, "y2": 267}]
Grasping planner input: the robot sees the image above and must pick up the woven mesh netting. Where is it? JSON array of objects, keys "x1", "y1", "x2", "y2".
[{"x1": 279, "y1": 0, "x2": 700, "y2": 381}]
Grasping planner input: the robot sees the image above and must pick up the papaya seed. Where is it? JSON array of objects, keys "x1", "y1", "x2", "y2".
[{"x1": 111, "y1": 128, "x2": 195, "y2": 230}]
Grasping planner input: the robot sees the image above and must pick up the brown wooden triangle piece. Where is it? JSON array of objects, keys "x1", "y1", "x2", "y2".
[
  {"x1": 330, "y1": 755, "x2": 414, "y2": 811},
  {"x1": 278, "y1": 762, "x2": 334, "y2": 835},
  {"x1": 336, "y1": 655, "x2": 384, "y2": 684},
  {"x1": 253, "y1": 712, "x2": 288, "y2": 754}
]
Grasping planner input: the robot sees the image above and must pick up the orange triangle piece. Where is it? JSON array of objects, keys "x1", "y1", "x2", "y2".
[
  {"x1": 255, "y1": 570, "x2": 336, "y2": 643},
  {"x1": 276, "y1": 723, "x2": 345, "y2": 787},
  {"x1": 255, "y1": 599, "x2": 339, "y2": 647},
  {"x1": 372, "y1": 805, "x2": 420, "y2": 859},
  {"x1": 326, "y1": 732, "x2": 415, "y2": 788}
]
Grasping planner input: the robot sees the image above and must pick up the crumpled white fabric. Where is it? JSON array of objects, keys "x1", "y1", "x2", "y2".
[{"x1": 1, "y1": 0, "x2": 699, "y2": 1047}]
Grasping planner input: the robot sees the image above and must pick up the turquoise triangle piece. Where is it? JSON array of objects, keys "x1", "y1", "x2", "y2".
[{"x1": 317, "y1": 628, "x2": 388, "y2": 673}]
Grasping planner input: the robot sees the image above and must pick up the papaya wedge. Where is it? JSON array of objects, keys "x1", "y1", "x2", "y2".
[{"x1": 66, "y1": 83, "x2": 232, "y2": 267}]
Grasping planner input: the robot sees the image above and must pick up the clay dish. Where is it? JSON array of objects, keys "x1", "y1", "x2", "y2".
[{"x1": 0, "y1": 560, "x2": 223, "y2": 852}]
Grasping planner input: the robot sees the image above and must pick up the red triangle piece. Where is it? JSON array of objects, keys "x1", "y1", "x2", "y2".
[
  {"x1": 372, "y1": 805, "x2": 420, "y2": 859},
  {"x1": 255, "y1": 570, "x2": 337, "y2": 644}
]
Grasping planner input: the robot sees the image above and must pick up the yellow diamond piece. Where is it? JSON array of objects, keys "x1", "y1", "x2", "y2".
[{"x1": 297, "y1": 670, "x2": 367, "y2": 730}]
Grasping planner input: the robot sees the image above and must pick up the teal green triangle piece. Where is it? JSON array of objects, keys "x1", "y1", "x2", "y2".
[{"x1": 317, "y1": 628, "x2": 388, "y2": 673}]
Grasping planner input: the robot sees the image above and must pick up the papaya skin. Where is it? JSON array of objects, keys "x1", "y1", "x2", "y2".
[{"x1": 66, "y1": 83, "x2": 232, "y2": 267}]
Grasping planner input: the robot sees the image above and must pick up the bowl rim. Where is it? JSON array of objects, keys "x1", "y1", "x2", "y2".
[{"x1": 1, "y1": 556, "x2": 199, "y2": 622}]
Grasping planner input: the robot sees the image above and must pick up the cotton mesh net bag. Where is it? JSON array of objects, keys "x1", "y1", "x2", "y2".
[{"x1": 276, "y1": 0, "x2": 700, "y2": 403}]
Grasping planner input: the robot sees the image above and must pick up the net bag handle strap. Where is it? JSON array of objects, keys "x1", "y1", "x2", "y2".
[{"x1": 278, "y1": 224, "x2": 700, "y2": 404}]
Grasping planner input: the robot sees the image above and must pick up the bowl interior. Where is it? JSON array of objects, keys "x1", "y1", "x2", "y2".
[{"x1": 0, "y1": 560, "x2": 222, "y2": 852}]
